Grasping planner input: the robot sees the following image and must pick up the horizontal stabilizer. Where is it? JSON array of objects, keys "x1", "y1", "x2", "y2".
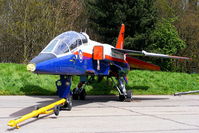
[
  {"x1": 112, "y1": 48, "x2": 191, "y2": 60},
  {"x1": 126, "y1": 56, "x2": 160, "y2": 71}
]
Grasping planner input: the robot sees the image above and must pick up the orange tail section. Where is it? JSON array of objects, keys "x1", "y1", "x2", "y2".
[{"x1": 116, "y1": 24, "x2": 125, "y2": 49}]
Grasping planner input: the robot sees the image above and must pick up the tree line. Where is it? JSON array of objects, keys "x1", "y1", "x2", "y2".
[{"x1": 0, "y1": 0, "x2": 198, "y2": 72}]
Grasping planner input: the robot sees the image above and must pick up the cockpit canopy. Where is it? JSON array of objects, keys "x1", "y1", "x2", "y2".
[{"x1": 41, "y1": 31, "x2": 88, "y2": 56}]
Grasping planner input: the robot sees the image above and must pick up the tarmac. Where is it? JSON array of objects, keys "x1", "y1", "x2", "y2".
[{"x1": 0, "y1": 95, "x2": 199, "y2": 133}]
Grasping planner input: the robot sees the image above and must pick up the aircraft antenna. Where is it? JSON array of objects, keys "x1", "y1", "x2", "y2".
[{"x1": 84, "y1": 28, "x2": 87, "y2": 33}]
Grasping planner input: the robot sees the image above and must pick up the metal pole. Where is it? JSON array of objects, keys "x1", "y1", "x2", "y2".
[{"x1": 174, "y1": 90, "x2": 199, "y2": 96}]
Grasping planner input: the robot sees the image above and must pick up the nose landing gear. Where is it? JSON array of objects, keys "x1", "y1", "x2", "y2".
[{"x1": 56, "y1": 75, "x2": 73, "y2": 110}]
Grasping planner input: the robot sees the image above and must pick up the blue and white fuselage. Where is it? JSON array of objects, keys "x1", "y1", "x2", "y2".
[{"x1": 28, "y1": 31, "x2": 129, "y2": 76}]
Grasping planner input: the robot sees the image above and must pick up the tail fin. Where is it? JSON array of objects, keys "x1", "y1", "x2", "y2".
[{"x1": 116, "y1": 24, "x2": 125, "y2": 49}]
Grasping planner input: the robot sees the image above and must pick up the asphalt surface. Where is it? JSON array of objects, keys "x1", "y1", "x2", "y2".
[{"x1": 1, "y1": 95, "x2": 199, "y2": 133}]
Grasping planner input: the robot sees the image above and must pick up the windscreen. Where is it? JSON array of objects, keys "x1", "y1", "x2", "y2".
[
  {"x1": 41, "y1": 31, "x2": 87, "y2": 55},
  {"x1": 42, "y1": 39, "x2": 59, "y2": 53}
]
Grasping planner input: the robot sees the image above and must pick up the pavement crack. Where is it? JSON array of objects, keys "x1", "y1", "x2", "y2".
[
  {"x1": 95, "y1": 128, "x2": 199, "y2": 133},
  {"x1": 111, "y1": 105, "x2": 199, "y2": 128}
]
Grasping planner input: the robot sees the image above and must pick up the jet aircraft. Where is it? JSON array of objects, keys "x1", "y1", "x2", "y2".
[{"x1": 27, "y1": 24, "x2": 190, "y2": 110}]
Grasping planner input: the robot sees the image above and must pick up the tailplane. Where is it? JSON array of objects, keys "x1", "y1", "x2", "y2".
[{"x1": 116, "y1": 24, "x2": 125, "y2": 49}]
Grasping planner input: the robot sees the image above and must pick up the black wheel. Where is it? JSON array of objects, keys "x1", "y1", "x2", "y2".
[
  {"x1": 79, "y1": 89, "x2": 86, "y2": 100},
  {"x1": 66, "y1": 96, "x2": 72, "y2": 111},
  {"x1": 72, "y1": 94, "x2": 78, "y2": 100},
  {"x1": 34, "y1": 106, "x2": 40, "y2": 118},
  {"x1": 119, "y1": 94, "x2": 126, "y2": 101},
  {"x1": 60, "y1": 97, "x2": 72, "y2": 111},
  {"x1": 54, "y1": 105, "x2": 60, "y2": 116},
  {"x1": 126, "y1": 90, "x2": 132, "y2": 99},
  {"x1": 72, "y1": 88, "x2": 79, "y2": 100},
  {"x1": 65, "y1": 101, "x2": 72, "y2": 111}
]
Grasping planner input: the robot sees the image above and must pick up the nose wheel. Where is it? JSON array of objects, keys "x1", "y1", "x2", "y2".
[{"x1": 59, "y1": 97, "x2": 73, "y2": 111}]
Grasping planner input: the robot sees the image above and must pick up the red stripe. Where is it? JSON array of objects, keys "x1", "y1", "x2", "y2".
[
  {"x1": 73, "y1": 51, "x2": 127, "y2": 63},
  {"x1": 83, "y1": 52, "x2": 92, "y2": 58},
  {"x1": 73, "y1": 51, "x2": 78, "y2": 55}
]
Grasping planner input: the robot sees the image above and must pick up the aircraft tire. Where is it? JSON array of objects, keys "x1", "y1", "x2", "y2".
[
  {"x1": 127, "y1": 90, "x2": 132, "y2": 99},
  {"x1": 72, "y1": 88, "x2": 79, "y2": 100},
  {"x1": 72, "y1": 94, "x2": 78, "y2": 100},
  {"x1": 79, "y1": 89, "x2": 86, "y2": 100},
  {"x1": 54, "y1": 105, "x2": 60, "y2": 116},
  {"x1": 60, "y1": 97, "x2": 72, "y2": 111},
  {"x1": 65, "y1": 101, "x2": 72, "y2": 111},
  {"x1": 66, "y1": 96, "x2": 72, "y2": 111},
  {"x1": 119, "y1": 94, "x2": 126, "y2": 101}
]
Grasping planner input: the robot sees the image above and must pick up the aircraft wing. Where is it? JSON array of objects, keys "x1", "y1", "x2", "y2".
[
  {"x1": 126, "y1": 56, "x2": 160, "y2": 71},
  {"x1": 112, "y1": 48, "x2": 191, "y2": 60}
]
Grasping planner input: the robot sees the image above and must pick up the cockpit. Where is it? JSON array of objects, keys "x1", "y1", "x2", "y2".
[{"x1": 41, "y1": 31, "x2": 88, "y2": 56}]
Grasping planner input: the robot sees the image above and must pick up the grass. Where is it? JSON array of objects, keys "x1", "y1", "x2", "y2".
[
  {"x1": 0, "y1": 63, "x2": 199, "y2": 95},
  {"x1": 127, "y1": 70, "x2": 199, "y2": 94}
]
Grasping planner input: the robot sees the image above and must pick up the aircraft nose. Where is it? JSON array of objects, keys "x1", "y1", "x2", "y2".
[
  {"x1": 27, "y1": 63, "x2": 36, "y2": 72},
  {"x1": 27, "y1": 53, "x2": 56, "y2": 72},
  {"x1": 30, "y1": 53, "x2": 56, "y2": 64}
]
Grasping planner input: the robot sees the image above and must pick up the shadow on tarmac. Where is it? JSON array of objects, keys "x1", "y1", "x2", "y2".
[
  {"x1": 20, "y1": 85, "x2": 55, "y2": 95},
  {"x1": 7, "y1": 95, "x2": 169, "y2": 130},
  {"x1": 9, "y1": 95, "x2": 117, "y2": 117},
  {"x1": 9, "y1": 95, "x2": 169, "y2": 117},
  {"x1": 7, "y1": 95, "x2": 117, "y2": 130}
]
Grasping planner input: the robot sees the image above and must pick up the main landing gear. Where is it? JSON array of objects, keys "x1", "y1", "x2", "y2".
[
  {"x1": 55, "y1": 75, "x2": 132, "y2": 112},
  {"x1": 72, "y1": 86, "x2": 86, "y2": 100},
  {"x1": 72, "y1": 76, "x2": 96, "y2": 101},
  {"x1": 72, "y1": 76, "x2": 91, "y2": 100},
  {"x1": 111, "y1": 77, "x2": 132, "y2": 102}
]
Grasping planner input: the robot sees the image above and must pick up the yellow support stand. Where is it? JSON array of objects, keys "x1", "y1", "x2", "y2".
[{"x1": 8, "y1": 98, "x2": 66, "y2": 129}]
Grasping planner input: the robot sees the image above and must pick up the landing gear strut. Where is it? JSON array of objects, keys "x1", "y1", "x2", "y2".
[
  {"x1": 112, "y1": 77, "x2": 132, "y2": 102},
  {"x1": 56, "y1": 75, "x2": 73, "y2": 110},
  {"x1": 72, "y1": 76, "x2": 92, "y2": 100}
]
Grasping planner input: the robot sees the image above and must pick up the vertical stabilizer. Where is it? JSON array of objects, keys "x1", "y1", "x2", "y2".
[{"x1": 116, "y1": 24, "x2": 125, "y2": 49}]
